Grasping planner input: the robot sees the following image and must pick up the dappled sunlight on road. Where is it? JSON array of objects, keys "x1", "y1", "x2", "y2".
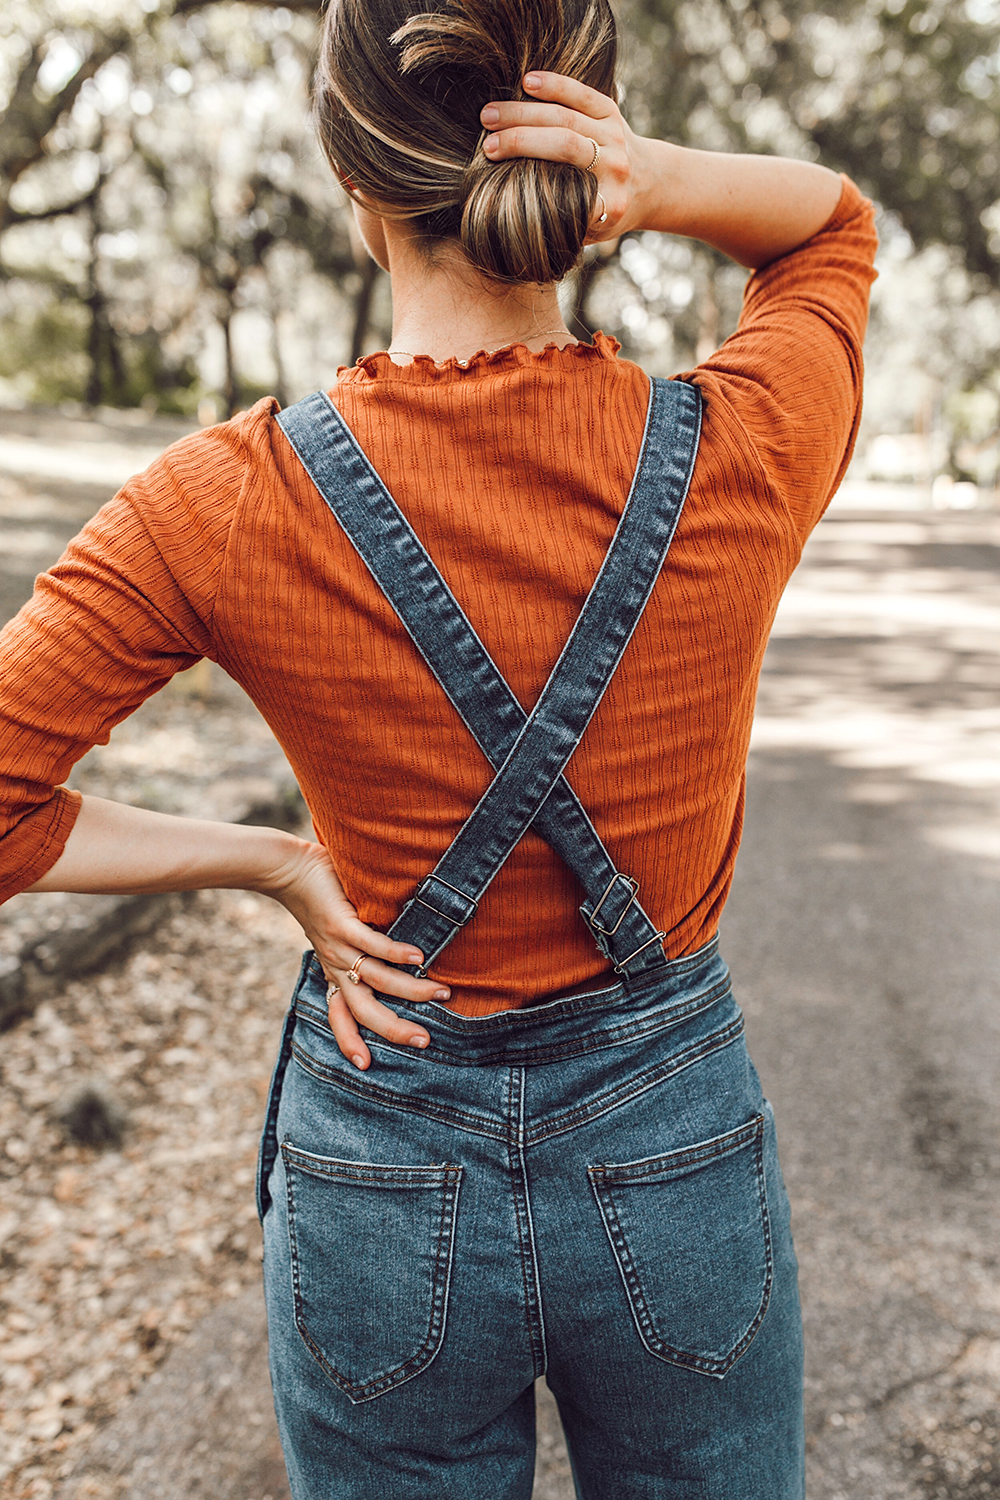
[{"x1": 753, "y1": 508, "x2": 1000, "y2": 874}]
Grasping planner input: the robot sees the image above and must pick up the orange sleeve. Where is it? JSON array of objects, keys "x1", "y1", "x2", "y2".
[
  {"x1": 687, "y1": 175, "x2": 879, "y2": 541},
  {"x1": 0, "y1": 408, "x2": 261, "y2": 902}
]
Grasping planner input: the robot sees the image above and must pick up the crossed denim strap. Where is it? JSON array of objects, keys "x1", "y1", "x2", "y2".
[{"x1": 277, "y1": 376, "x2": 702, "y2": 983}]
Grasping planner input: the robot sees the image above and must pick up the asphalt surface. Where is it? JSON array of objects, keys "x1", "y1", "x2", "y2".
[
  {"x1": 5, "y1": 412, "x2": 998, "y2": 1498},
  {"x1": 728, "y1": 503, "x2": 1000, "y2": 1499}
]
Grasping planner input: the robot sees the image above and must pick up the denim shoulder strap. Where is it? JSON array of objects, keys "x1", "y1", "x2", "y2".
[{"x1": 277, "y1": 376, "x2": 702, "y2": 985}]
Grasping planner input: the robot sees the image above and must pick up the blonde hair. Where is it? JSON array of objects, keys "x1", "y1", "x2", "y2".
[{"x1": 315, "y1": 0, "x2": 617, "y2": 284}]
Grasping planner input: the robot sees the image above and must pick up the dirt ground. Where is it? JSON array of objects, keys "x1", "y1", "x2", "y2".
[{"x1": 0, "y1": 888, "x2": 304, "y2": 1498}]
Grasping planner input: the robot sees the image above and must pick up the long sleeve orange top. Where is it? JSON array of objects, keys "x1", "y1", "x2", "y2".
[{"x1": 0, "y1": 178, "x2": 876, "y2": 1014}]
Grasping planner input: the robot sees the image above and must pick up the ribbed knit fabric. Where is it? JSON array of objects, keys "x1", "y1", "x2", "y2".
[{"x1": 0, "y1": 178, "x2": 876, "y2": 1014}]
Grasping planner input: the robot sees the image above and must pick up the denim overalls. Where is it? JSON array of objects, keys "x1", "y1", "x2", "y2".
[{"x1": 257, "y1": 377, "x2": 804, "y2": 1499}]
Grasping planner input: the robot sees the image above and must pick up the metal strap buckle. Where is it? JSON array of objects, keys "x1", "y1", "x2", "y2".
[
  {"x1": 413, "y1": 877, "x2": 479, "y2": 928},
  {"x1": 589, "y1": 874, "x2": 640, "y2": 937},
  {"x1": 613, "y1": 931, "x2": 666, "y2": 975}
]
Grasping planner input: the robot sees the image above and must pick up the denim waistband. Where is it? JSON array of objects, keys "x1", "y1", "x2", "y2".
[{"x1": 293, "y1": 936, "x2": 731, "y2": 1069}]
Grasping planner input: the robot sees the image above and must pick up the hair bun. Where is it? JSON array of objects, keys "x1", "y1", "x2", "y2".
[
  {"x1": 461, "y1": 156, "x2": 595, "y2": 283},
  {"x1": 316, "y1": 0, "x2": 616, "y2": 284}
]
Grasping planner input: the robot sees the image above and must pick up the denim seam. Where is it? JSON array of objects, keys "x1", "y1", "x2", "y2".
[
  {"x1": 507, "y1": 1068, "x2": 547, "y2": 1377},
  {"x1": 527, "y1": 1014, "x2": 745, "y2": 1147},
  {"x1": 286, "y1": 1015, "x2": 743, "y2": 1147},
  {"x1": 293, "y1": 973, "x2": 729, "y2": 1069},
  {"x1": 588, "y1": 1114, "x2": 773, "y2": 1379},
  {"x1": 282, "y1": 1142, "x2": 463, "y2": 1403},
  {"x1": 588, "y1": 1114, "x2": 766, "y2": 1179},
  {"x1": 282, "y1": 1147, "x2": 462, "y2": 1187},
  {"x1": 288, "y1": 1042, "x2": 506, "y2": 1141},
  {"x1": 297, "y1": 938, "x2": 720, "y2": 1041},
  {"x1": 357, "y1": 989, "x2": 727, "y2": 1071},
  {"x1": 255, "y1": 998, "x2": 299, "y2": 1223}
]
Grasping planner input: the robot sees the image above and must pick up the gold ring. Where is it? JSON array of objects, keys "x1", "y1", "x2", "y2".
[
  {"x1": 594, "y1": 191, "x2": 608, "y2": 225},
  {"x1": 346, "y1": 953, "x2": 368, "y2": 985},
  {"x1": 586, "y1": 138, "x2": 601, "y2": 174},
  {"x1": 326, "y1": 982, "x2": 339, "y2": 1001}
]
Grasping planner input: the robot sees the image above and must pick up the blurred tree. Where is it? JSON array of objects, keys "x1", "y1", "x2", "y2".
[
  {"x1": 622, "y1": 0, "x2": 1000, "y2": 286},
  {"x1": 0, "y1": 0, "x2": 361, "y2": 410},
  {"x1": 2, "y1": 0, "x2": 999, "y2": 448},
  {"x1": 608, "y1": 0, "x2": 1000, "y2": 464}
]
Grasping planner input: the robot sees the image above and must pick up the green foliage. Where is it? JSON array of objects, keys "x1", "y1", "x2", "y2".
[
  {"x1": 0, "y1": 0, "x2": 998, "y2": 455},
  {"x1": 0, "y1": 295, "x2": 89, "y2": 404},
  {"x1": 945, "y1": 385, "x2": 1000, "y2": 446},
  {"x1": 0, "y1": 292, "x2": 204, "y2": 409},
  {"x1": 620, "y1": 0, "x2": 1000, "y2": 287},
  {"x1": 110, "y1": 331, "x2": 202, "y2": 413}
]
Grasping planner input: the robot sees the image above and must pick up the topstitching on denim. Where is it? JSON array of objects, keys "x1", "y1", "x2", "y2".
[
  {"x1": 293, "y1": 970, "x2": 732, "y2": 1071},
  {"x1": 293, "y1": 936, "x2": 722, "y2": 1056},
  {"x1": 506, "y1": 1068, "x2": 547, "y2": 1375},
  {"x1": 588, "y1": 1112, "x2": 774, "y2": 1377},
  {"x1": 287, "y1": 946, "x2": 744, "y2": 1148},
  {"x1": 281, "y1": 1142, "x2": 463, "y2": 1403},
  {"x1": 276, "y1": 376, "x2": 703, "y2": 984},
  {"x1": 525, "y1": 1011, "x2": 746, "y2": 1148}
]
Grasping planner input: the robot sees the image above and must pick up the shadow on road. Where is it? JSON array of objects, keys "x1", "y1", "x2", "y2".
[{"x1": 723, "y1": 506, "x2": 1000, "y2": 1499}]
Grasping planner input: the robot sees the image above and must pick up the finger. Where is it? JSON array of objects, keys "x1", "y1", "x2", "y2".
[
  {"x1": 342, "y1": 982, "x2": 432, "y2": 1052},
  {"x1": 483, "y1": 126, "x2": 602, "y2": 169},
  {"x1": 521, "y1": 70, "x2": 618, "y2": 120},
  {"x1": 326, "y1": 976, "x2": 432, "y2": 1067},
  {"x1": 336, "y1": 953, "x2": 451, "y2": 1007},
  {"x1": 328, "y1": 914, "x2": 425, "y2": 972},
  {"x1": 481, "y1": 101, "x2": 599, "y2": 135},
  {"x1": 326, "y1": 984, "x2": 371, "y2": 1070}
]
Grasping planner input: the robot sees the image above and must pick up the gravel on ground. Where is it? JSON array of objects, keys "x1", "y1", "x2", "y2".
[{"x1": 0, "y1": 888, "x2": 303, "y2": 1500}]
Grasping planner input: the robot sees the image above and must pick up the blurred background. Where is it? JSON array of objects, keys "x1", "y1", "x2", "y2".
[
  {"x1": 2, "y1": 4, "x2": 1000, "y2": 1500},
  {"x1": 0, "y1": 0, "x2": 998, "y2": 490}
]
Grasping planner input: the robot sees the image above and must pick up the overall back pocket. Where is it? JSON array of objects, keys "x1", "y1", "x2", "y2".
[
  {"x1": 282, "y1": 1142, "x2": 463, "y2": 1403},
  {"x1": 588, "y1": 1113, "x2": 771, "y2": 1378}
]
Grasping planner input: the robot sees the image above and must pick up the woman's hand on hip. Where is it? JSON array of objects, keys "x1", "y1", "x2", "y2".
[
  {"x1": 480, "y1": 71, "x2": 655, "y2": 242},
  {"x1": 268, "y1": 840, "x2": 449, "y2": 1070}
]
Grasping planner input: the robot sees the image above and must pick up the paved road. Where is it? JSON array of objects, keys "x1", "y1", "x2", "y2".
[
  {"x1": 728, "y1": 503, "x2": 1000, "y2": 1499},
  {"x1": 5, "y1": 415, "x2": 996, "y2": 1498}
]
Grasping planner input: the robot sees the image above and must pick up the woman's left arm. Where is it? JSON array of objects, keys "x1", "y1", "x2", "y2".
[
  {"x1": 1, "y1": 422, "x2": 447, "y2": 1069},
  {"x1": 27, "y1": 793, "x2": 444, "y2": 1067}
]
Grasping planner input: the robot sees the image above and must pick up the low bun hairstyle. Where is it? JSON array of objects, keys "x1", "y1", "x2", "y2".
[{"x1": 315, "y1": 0, "x2": 617, "y2": 284}]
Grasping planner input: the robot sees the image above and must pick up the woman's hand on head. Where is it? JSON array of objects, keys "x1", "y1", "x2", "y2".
[
  {"x1": 268, "y1": 840, "x2": 449, "y2": 1070},
  {"x1": 480, "y1": 71, "x2": 649, "y2": 242}
]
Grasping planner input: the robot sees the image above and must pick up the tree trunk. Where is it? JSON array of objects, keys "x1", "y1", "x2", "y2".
[
  {"x1": 220, "y1": 301, "x2": 238, "y2": 419},
  {"x1": 107, "y1": 316, "x2": 126, "y2": 400},
  {"x1": 85, "y1": 189, "x2": 104, "y2": 408},
  {"x1": 266, "y1": 271, "x2": 289, "y2": 407},
  {"x1": 695, "y1": 261, "x2": 720, "y2": 365}
]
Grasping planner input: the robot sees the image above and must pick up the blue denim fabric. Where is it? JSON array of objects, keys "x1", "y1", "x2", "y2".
[
  {"x1": 259, "y1": 943, "x2": 804, "y2": 1499},
  {"x1": 276, "y1": 377, "x2": 702, "y2": 984}
]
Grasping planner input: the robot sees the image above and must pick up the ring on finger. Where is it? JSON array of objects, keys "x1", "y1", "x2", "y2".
[
  {"x1": 594, "y1": 190, "x2": 608, "y2": 225},
  {"x1": 346, "y1": 952, "x2": 369, "y2": 986},
  {"x1": 585, "y1": 138, "x2": 601, "y2": 174},
  {"x1": 326, "y1": 981, "x2": 340, "y2": 1001}
]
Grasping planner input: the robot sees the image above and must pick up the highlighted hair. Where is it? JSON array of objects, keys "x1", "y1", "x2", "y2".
[{"x1": 315, "y1": 0, "x2": 617, "y2": 284}]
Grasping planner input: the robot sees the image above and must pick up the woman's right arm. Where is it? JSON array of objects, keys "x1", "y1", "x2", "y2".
[
  {"x1": 483, "y1": 72, "x2": 877, "y2": 538},
  {"x1": 481, "y1": 72, "x2": 843, "y2": 267}
]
